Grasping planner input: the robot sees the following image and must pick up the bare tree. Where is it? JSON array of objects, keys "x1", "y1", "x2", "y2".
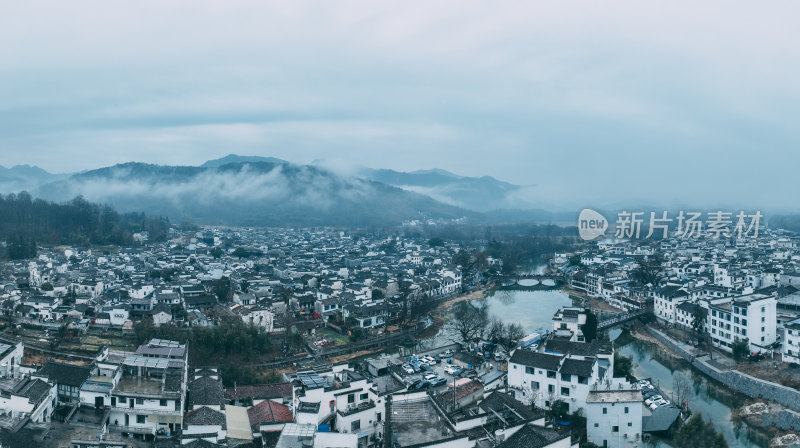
[
  {"x1": 673, "y1": 372, "x2": 691, "y2": 410},
  {"x1": 487, "y1": 318, "x2": 504, "y2": 343},
  {"x1": 450, "y1": 298, "x2": 489, "y2": 344},
  {"x1": 498, "y1": 323, "x2": 526, "y2": 354}
]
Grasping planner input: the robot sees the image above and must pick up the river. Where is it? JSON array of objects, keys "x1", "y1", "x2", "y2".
[
  {"x1": 611, "y1": 329, "x2": 769, "y2": 448},
  {"x1": 416, "y1": 288, "x2": 575, "y2": 350},
  {"x1": 425, "y1": 287, "x2": 770, "y2": 447}
]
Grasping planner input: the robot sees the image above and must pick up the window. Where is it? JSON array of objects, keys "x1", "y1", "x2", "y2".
[
  {"x1": 603, "y1": 407, "x2": 608, "y2": 414},
  {"x1": 136, "y1": 415, "x2": 145, "y2": 424},
  {"x1": 612, "y1": 426, "x2": 619, "y2": 433},
  {"x1": 160, "y1": 399, "x2": 167, "y2": 407},
  {"x1": 348, "y1": 394, "x2": 355, "y2": 404},
  {"x1": 628, "y1": 422, "x2": 633, "y2": 427},
  {"x1": 377, "y1": 412, "x2": 382, "y2": 422},
  {"x1": 624, "y1": 406, "x2": 629, "y2": 414},
  {"x1": 547, "y1": 371, "x2": 556, "y2": 379},
  {"x1": 531, "y1": 381, "x2": 540, "y2": 390},
  {"x1": 359, "y1": 393, "x2": 368, "y2": 401},
  {"x1": 579, "y1": 376, "x2": 588, "y2": 384},
  {"x1": 135, "y1": 398, "x2": 143, "y2": 405},
  {"x1": 561, "y1": 373, "x2": 571, "y2": 382},
  {"x1": 525, "y1": 366, "x2": 535, "y2": 375},
  {"x1": 351, "y1": 420, "x2": 360, "y2": 431},
  {"x1": 561, "y1": 387, "x2": 570, "y2": 397},
  {"x1": 594, "y1": 423, "x2": 599, "y2": 427},
  {"x1": 548, "y1": 385, "x2": 555, "y2": 394}
]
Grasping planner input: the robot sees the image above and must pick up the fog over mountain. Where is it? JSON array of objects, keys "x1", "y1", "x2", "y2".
[
  {"x1": 1, "y1": 154, "x2": 788, "y2": 228},
  {"x1": 32, "y1": 159, "x2": 477, "y2": 227}
]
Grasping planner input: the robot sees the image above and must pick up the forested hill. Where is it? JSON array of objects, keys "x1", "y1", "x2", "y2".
[{"x1": 0, "y1": 192, "x2": 170, "y2": 259}]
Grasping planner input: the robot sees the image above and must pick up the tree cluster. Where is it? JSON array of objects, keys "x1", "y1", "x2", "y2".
[
  {"x1": 450, "y1": 299, "x2": 490, "y2": 344},
  {"x1": 0, "y1": 193, "x2": 170, "y2": 260},
  {"x1": 486, "y1": 319, "x2": 526, "y2": 354},
  {"x1": 133, "y1": 321, "x2": 273, "y2": 364},
  {"x1": 631, "y1": 254, "x2": 664, "y2": 286},
  {"x1": 673, "y1": 413, "x2": 728, "y2": 448},
  {"x1": 219, "y1": 364, "x2": 281, "y2": 387}
]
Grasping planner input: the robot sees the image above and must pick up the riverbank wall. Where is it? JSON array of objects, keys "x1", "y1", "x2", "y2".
[{"x1": 644, "y1": 326, "x2": 800, "y2": 414}]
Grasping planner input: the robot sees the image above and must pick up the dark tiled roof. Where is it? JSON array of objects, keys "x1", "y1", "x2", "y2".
[
  {"x1": 188, "y1": 376, "x2": 226, "y2": 408},
  {"x1": 184, "y1": 406, "x2": 226, "y2": 426},
  {"x1": 643, "y1": 406, "x2": 681, "y2": 432},
  {"x1": 542, "y1": 338, "x2": 612, "y2": 357},
  {"x1": 560, "y1": 358, "x2": 594, "y2": 377},
  {"x1": 37, "y1": 360, "x2": 92, "y2": 387},
  {"x1": 497, "y1": 423, "x2": 569, "y2": 448},
  {"x1": 509, "y1": 351, "x2": 562, "y2": 371},
  {"x1": 182, "y1": 440, "x2": 221, "y2": 448},
  {"x1": 16, "y1": 378, "x2": 52, "y2": 403},
  {"x1": 452, "y1": 351, "x2": 482, "y2": 366}
]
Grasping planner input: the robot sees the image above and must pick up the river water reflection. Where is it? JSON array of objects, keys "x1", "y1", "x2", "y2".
[
  {"x1": 420, "y1": 288, "x2": 769, "y2": 447},
  {"x1": 612, "y1": 330, "x2": 768, "y2": 448}
]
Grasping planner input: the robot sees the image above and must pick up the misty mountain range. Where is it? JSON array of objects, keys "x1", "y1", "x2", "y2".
[{"x1": 0, "y1": 155, "x2": 572, "y2": 227}]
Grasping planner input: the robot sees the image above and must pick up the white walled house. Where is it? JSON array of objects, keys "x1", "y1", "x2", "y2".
[
  {"x1": 507, "y1": 342, "x2": 613, "y2": 414},
  {"x1": 0, "y1": 377, "x2": 56, "y2": 425},
  {"x1": 552, "y1": 308, "x2": 588, "y2": 342},
  {"x1": 653, "y1": 285, "x2": 690, "y2": 325},
  {"x1": 707, "y1": 293, "x2": 777, "y2": 353},
  {"x1": 107, "y1": 340, "x2": 188, "y2": 437},
  {"x1": 0, "y1": 342, "x2": 24, "y2": 379},
  {"x1": 783, "y1": 318, "x2": 800, "y2": 364},
  {"x1": 585, "y1": 389, "x2": 643, "y2": 448}
]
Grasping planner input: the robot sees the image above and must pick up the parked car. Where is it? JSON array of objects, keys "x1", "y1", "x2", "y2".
[
  {"x1": 401, "y1": 364, "x2": 414, "y2": 374},
  {"x1": 407, "y1": 379, "x2": 421, "y2": 389},
  {"x1": 644, "y1": 395, "x2": 662, "y2": 406},
  {"x1": 429, "y1": 377, "x2": 447, "y2": 387},
  {"x1": 423, "y1": 373, "x2": 437, "y2": 381},
  {"x1": 415, "y1": 381, "x2": 431, "y2": 390}
]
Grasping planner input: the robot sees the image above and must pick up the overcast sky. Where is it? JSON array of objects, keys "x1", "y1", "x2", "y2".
[{"x1": 1, "y1": 1, "x2": 799, "y2": 210}]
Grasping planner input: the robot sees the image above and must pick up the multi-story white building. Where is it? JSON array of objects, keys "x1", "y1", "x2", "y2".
[
  {"x1": 585, "y1": 388, "x2": 643, "y2": 448},
  {"x1": 653, "y1": 285, "x2": 690, "y2": 325},
  {"x1": 782, "y1": 318, "x2": 800, "y2": 364},
  {"x1": 707, "y1": 293, "x2": 777, "y2": 353},
  {"x1": 0, "y1": 376, "x2": 56, "y2": 425},
  {"x1": 508, "y1": 340, "x2": 614, "y2": 414},
  {"x1": 107, "y1": 339, "x2": 188, "y2": 438},
  {"x1": 0, "y1": 342, "x2": 24, "y2": 379},
  {"x1": 552, "y1": 308, "x2": 588, "y2": 342},
  {"x1": 293, "y1": 368, "x2": 384, "y2": 448}
]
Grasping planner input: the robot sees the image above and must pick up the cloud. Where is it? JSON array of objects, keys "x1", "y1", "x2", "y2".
[{"x1": 1, "y1": 1, "x2": 799, "y2": 210}]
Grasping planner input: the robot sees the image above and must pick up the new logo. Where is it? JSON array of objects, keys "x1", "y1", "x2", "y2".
[{"x1": 578, "y1": 209, "x2": 608, "y2": 241}]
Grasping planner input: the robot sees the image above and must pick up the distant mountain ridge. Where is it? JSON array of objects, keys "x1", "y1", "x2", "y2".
[
  {"x1": 358, "y1": 167, "x2": 528, "y2": 212},
  {"x1": 0, "y1": 164, "x2": 69, "y2": 194},
  {"x1": 0, "y1": 154, "x2": 563, "y2": 227},
  {"x1": 200, "y1": 154, "x2": 289, "y2": 167},
  {"x1": 36, "y1": 160, "x2": 474, "y2": 227}
]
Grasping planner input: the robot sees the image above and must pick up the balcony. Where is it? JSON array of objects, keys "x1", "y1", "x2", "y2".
[
  {"x1": 109, "y1": 406, "x2": 181, "y2": 417},
  {"x1": 337, "y1": 400, "x2": 376, "y2": 417},
  {"x1": 108, "y1": 424, "x2": 157, "y2": 435}
]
